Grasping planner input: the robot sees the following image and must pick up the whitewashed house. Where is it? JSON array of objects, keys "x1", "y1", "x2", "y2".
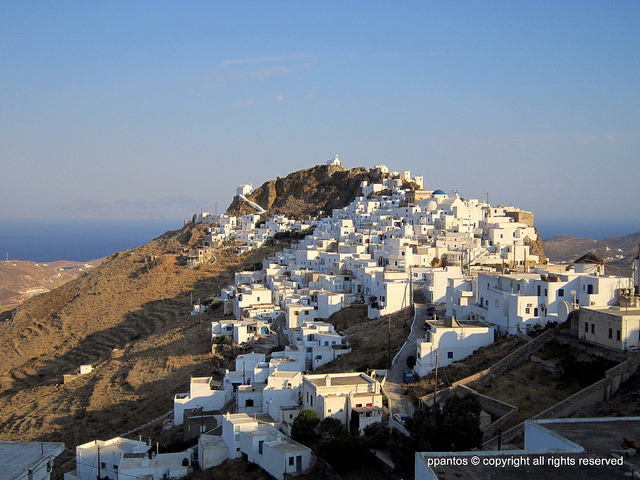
[
  {"x1": 301, "y1": 372, "x2": 383, "y2": 434},
  {"x1": 574, "y1": 303, "x2": 640, "y2": 352},
  {"x1": 173, "y1": 377, "x2": 228, "y2": 426},
  {"x1": 423, "y1": 266, "x2": 463, "y2": 304},
  {"x1": 221, "y1": 414, "x2": 313, "y2": 479},
  {"x1": 471, "y1": 271, "x2": 633, "y2": 335},
  {"x1": 415, "y1": 318, "x2": 495, "y2": 377},
  {"x1": 64, "y1": 437, "x2": 149, "y2": 480}
]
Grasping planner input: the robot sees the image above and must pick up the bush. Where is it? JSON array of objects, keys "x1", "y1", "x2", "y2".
[
  {"x1": 363, "y1": 422, "x2": 389, "y2": 449},
  {"x1": 291, "y1": 409, "x2": 320, "y2": 441},
  {"x1": 319, "y1": 417, "x2": 346, "y2": 440}
]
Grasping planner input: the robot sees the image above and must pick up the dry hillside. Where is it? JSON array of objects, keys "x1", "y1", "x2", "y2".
[
  {"x1": 0, "y1": 260, "x2": 100, "y2": 313},
  {"x1": 0, "y1": 222, "x2": 278, "y2": 475}
]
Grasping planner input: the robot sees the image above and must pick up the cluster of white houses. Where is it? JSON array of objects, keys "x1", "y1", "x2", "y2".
[{"x1": 13, "y1": 162, "x2": 639, "y2": 480}]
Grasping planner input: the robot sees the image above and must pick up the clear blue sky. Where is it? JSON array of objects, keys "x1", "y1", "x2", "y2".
[{"x1": 1, "y1": 1, "x2": 639, "y2": 232}]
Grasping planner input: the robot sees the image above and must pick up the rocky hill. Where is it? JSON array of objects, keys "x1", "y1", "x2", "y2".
[
  {"x1": 226, "y1": 163, "x2": 386, "y2": 218},
  {"x1": 543, "y1": 231, "x2": 639, "y2": 276}
]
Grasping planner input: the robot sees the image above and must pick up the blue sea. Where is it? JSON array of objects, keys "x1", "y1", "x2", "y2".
[
  {"x1": 535, "y1": 217, "x2": 639, "y2": 241},
  {"x1": 0, "y1": 217, "x2": 184, "y2": 263}
]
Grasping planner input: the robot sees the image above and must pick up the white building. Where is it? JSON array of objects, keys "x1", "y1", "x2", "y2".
[
  {"x1": 173, "y1": 377, "x2": 228, "y2": 426},
  {"x1": 415, "y1": 318, "x2": 495, "y2": 377},
  {"x1": 423, "y1": 266, "x2": 463, "y2": 304},
  {"x1": 301, "y1": 372, "x2": 383, "y2": 434},
  {"x1": 574, "y1": 303, "x2": 640, "y2": 352},
  {"x1": 471, "y1": 270, "x2": 633, "y2": 335},
  {"x1": 220, "y1": 413, "x2": 313, "y2": 479},
  {"x1": 65, "y1": 437, "x2": 149, "y2": 480}
]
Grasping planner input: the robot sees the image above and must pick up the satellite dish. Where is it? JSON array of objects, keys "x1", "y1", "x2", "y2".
[{"x1": 557, "y1": 300, "x2": 572, "y2": 322}]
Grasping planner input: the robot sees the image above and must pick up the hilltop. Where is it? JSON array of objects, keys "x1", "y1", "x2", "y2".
[{"x1": 227, "y1": 163, "x2": 414, "y2": 218}]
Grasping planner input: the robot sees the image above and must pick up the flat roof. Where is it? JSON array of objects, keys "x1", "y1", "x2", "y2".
[
  {"x1": 582, "y1": 306, "x2": 640, "y2": 317},
  {"x1": 416, "y1": 417, "x2": 640, "y2": 479},
  {"x1": 0, "y1": 442, "x2": 64, "y2": 480},
  {"x1": 538, "y1": 417, "x2": 640, "y2": 455},
  {"x1": 416, "y1": 451, "x2": 627, "y2": 479},
  {"x1": 306, "y1": 373, "x2": 372, "y2": 387},
  {"x1": 266, "y1": 436, "x2": 311, "y2": 454}
]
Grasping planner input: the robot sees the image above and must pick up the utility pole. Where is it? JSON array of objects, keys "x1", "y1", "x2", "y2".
[
  {"x1": 433, "y1": 351, "x2": 439, "y2": 406},
  {"x1": 387, "y1": 313, "x2": 391, "y2": 370},
  {"x1": 96, "y1": 445, "x2": 100, "y2": 480}
]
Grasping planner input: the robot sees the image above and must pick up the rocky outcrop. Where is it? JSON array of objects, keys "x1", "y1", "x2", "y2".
[{"x1": 226, "y1": 164, "x2": 383, "y2": 218}]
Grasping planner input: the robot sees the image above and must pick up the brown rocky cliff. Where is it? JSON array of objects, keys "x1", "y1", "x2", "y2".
[{"x1": 226, "y1": 164, "x2": 383, "y2": 218}]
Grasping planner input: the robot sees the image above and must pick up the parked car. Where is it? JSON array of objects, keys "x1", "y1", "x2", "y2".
[
  {"x1": 403, "y1": 370, "x2": 416, "y2": 383},
  {"x1": 393, "y1": 412, "x2": 408, "y2": 425}
]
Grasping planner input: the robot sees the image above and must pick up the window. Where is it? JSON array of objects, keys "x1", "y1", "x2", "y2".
[
  {"x1": 537, "y1": 285, "x2": 541, "y2": 296},
  {"x1": 448, "y1": 351, "x2": 454, "y2": 359},
  {"x1": 609, "y1": 328, "x2": 613, "y2": 339},
  {"x1": 495, "y1": 300, "x2": 499, "y2": 307},
  {"x1": 356, "y1": 403, "x2": 362, "y2": 407},
  {"x1": 617, "y1": 330, "x2": 621, "y2": 341},
  {"x1": 259, "y1": 440, "x2": 264, "y2": 455},
  {"x1": 101, "y1": 462, "x2": 106, "y2": 469},
  {"x1": 525, "y1": 307, "x2": 530, "y2": 314},
  {"x1": 558, "y1": 289, "x2": 564, "y2": 297},
  {"x1": 584, "y1": 323, "x2": 588, "y2": 333},
  {"x1": 289, "y1": 457, "x2": 295, "y2": 466},
  {"x1": 591, "y1": 324, "x2": 595, "y2": 334},
  {"x1": 246, "y1": 399, "x2": 254, "y2": 407}
]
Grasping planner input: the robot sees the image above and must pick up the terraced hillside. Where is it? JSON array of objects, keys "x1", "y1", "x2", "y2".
[{"x1": 0, "y1": 222, "x2": 277, "y2": 475}]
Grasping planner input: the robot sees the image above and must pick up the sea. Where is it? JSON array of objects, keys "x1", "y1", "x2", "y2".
[
  {"x1": 0, "y1": 217, "x2": 185, "y2": 263},
  {"x1": 535, "y1": 218, "x2": 639, "y2": 241}
]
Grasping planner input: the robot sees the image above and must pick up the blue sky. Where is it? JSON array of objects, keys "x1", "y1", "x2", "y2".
[{"x1": 1, "y1": 1, "x2": 639, "y2": 234}]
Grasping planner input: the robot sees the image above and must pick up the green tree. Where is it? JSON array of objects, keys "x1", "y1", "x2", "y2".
[
  {"x1": 319, "y1": 417, "x2": 346, "y2": 441},
  {"x1": 391, "y1": 394, "x2": 483, "y2": 475},
  {"x1": 291, "y1": 409, "x2": 320, "y2": 441},
  {"x1": 363, "y1": 421, "x2": 390, "y2": 449}
]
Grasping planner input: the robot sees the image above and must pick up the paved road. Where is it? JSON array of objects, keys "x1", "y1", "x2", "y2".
[{"x1": 382, "y1": 285, "x2": 428, "y2": 432}]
